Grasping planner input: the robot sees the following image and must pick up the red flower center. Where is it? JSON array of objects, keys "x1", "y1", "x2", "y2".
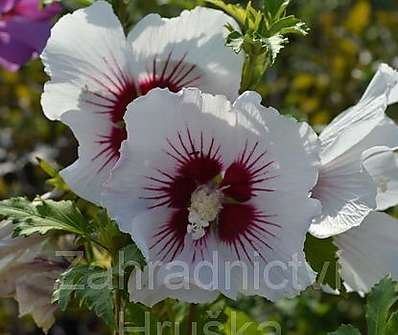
[
  {"x1": 143, "y1": 129, "x2": 280, "y2": 262},
  {"x1": 139, "y1": 52, "x2": 201, "y2": 96},
  {"x1": 86, "y1": 52, "x2": 201, "y2": 171}
]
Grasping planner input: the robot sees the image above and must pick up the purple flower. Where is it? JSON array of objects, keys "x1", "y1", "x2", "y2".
[{"x1": 0, "y1": 0, "x2": 61, "y2": 71}]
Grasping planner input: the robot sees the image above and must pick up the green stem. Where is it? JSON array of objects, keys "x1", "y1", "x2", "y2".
[
  {"x1": 240, "y1": 50, "x2": 270, "y2": 93},
  {"x1": 113, "y1": 289, "x2": 125, "y2": 335},
  {"x1": 187, "y1": 303, "x2": 197, "y2": 335}
]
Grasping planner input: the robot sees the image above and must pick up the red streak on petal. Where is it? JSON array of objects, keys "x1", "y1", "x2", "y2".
[
  {"x1": 85, "y1": 56, "x2": 137, "y2": 172},
  {"x1": 94, "y1": 126, "x2": 127, "y2": 172},
  {"x1": 221, "y1": 141, "x2": 276, "y2": 201},
  {"x1": 218, "y1": 203, "x2": 279, "y2": 262},
  {"x1": 150, "y1": 209, "x2": 188, "y2": 262},
  {"x1": 139, "y1": 51, "x2": 201, "y2": 95}
]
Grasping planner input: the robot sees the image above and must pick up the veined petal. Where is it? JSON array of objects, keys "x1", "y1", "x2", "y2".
[
  {"x1": 232, "y1": 91, "x2": 320, "y2": 195},
  {"x1": 334, "y1": 212, "x2": 398, "y2": 295},
  {"x1": 41, "y1": 1, "x2": 136, "y2": 202},
  {"x1": 217, "y1": 193, "x2": 319, "y2": 301},
  {"x1": 128, "y1": 209, "x2": 230, "y2": 305},
  {"x1": 311, "y1": 64, "x2": 398, "y2": 238},
  {"x1": 311, "y1": 117, "x2": 398, "y2": 237},
  {"x1": 59, "y1": 110, "x2": 117, "y2": 204},
  {"x1": 310, "y1": 149, "x2": 377, "y2": 238},
  {"x1": 363, "y1": 146, "x2": 398, "y2": 210},
  {"x1": 127, "y1": 6, "x2": 243, "y2": 100},
  {"x1": 41, "y1": 0, "x2": 131, "y2": 121}
]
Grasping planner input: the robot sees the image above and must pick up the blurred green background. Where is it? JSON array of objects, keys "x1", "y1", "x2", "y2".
[{"x1": 0, "y1": 0, "x2": 397, "y2": 334}]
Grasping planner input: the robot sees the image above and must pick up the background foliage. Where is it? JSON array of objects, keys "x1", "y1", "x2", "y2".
[{"x1": 1, "y1": 0, "x2": 398, "y2": 334}]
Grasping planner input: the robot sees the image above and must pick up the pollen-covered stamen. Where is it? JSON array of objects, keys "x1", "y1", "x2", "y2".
[
  {"x1": 139, "y1": 51, "x2": 202, "y2": 95},
  {"x1": 187, "y1": 185, "x2": 223, "y2": 240}
]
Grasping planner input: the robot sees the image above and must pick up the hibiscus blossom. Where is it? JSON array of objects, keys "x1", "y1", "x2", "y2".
[
  {"x1": 41, "y1": 1, "x2": 243, "y2": 204},
  {"x1": 310, "y1": 63, "x2": 398, "y2": 238},
  {"x1": 102, "y1": 88, "x2": 321, "y2": 306},
  {"x1": 0, "y1": 220, "x2": 75, "y2": 333},
  {"x1": 305, "y1": 64, "x2": 398, "y2": 295},
  {"x1": 330, "y1": 146, "x2": 398, "y2": 295},
  {"x1": 0, "y1": 0, "x2": 61, "y2": 71}
]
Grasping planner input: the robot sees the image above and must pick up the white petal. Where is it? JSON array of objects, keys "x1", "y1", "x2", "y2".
[
  {"x1": 311, "y1": 117, "x2": 398, "y2": 238},
  {"x1": 129, "y1": 265, "x2": 219, "y2": 307},
  {"x1": 232, "y1": 91, "x2": 320, "y2": 194},
  {"x1": 41, "y1": 0, "x2": 130, "y2": 121},
  {"x1": 127, "y1": 7, "x2": 243, "y2": 100},
  {"x1": 334, "y1": 212, "x2": 398, "y2": 294},
  {"x1": 219, "y1": 193, "x2": 319, "y2": 301},
  {"x1": 363, "y1": 146, "x2": 398, "y2": 210},
  {"x1": 60, "y1": 110, "x2": 114, "y2": 205},
  {"x1": 364, "y1": 63, "x2": 398, "y2": 106},
  {"x1": 127, "y1": 208, "x2": 222, "y2": 305},
  {"x1": 310, "y1": 149, "x2": 377, "y2": 238}
]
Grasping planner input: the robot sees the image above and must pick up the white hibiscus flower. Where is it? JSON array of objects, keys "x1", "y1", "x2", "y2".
[
  {"x1": 304, "y1": 64, "x2": 398, "y2": 295},
  {"x1": 102, "y1": 88, "x2": 321, "y2": 306},
  {"x1": 332, "y1": 146, "x2": 398, "y2": 295},
  {"x1": 41, "y1": 0, "x2": 244, "y2": 204},
  {"x1": 310, "y1": 63, "x2": 398, "y2": 238},
  {"x1": 0, "y1": 220, "x2": 74, "y2": 333}
]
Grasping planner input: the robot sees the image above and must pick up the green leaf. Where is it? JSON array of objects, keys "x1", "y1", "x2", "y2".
[
  {"x1": 94, "y1": 209, "x2": 132, "y2": 254},
  {"x1": 204, "y1": 0, "x2": 247, "y2": 27},
  {"x1": 386, "y1": 311, "x2": 398, "y2": 335},
  {"x1": 0, "y1": 197, "x2": 94, "y2": 237},
  {"x1": 304, "y1": 234, "x2": 340, "y2": 289},
  {"x1": 263, "y1": 0, "x2": 290, "y2": 21},
  {"x1": 53, "y1": 265, "x2": 114, "y2": 326},
  {"x1": 204, "y1": 0, "x2": 308, "y2": 92},
  {"x1": 367, "y1": 275, "x2": 398, "y2": 335},
  {"x1": 329, "y1": 324, "x2": 362, "y2": 335},
  {"x1": 269, "y1": 16, "x2": 309, "y2": 36},
  {"x1": 113, "y1": 244, "x2": 146, "y2": 289}
]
